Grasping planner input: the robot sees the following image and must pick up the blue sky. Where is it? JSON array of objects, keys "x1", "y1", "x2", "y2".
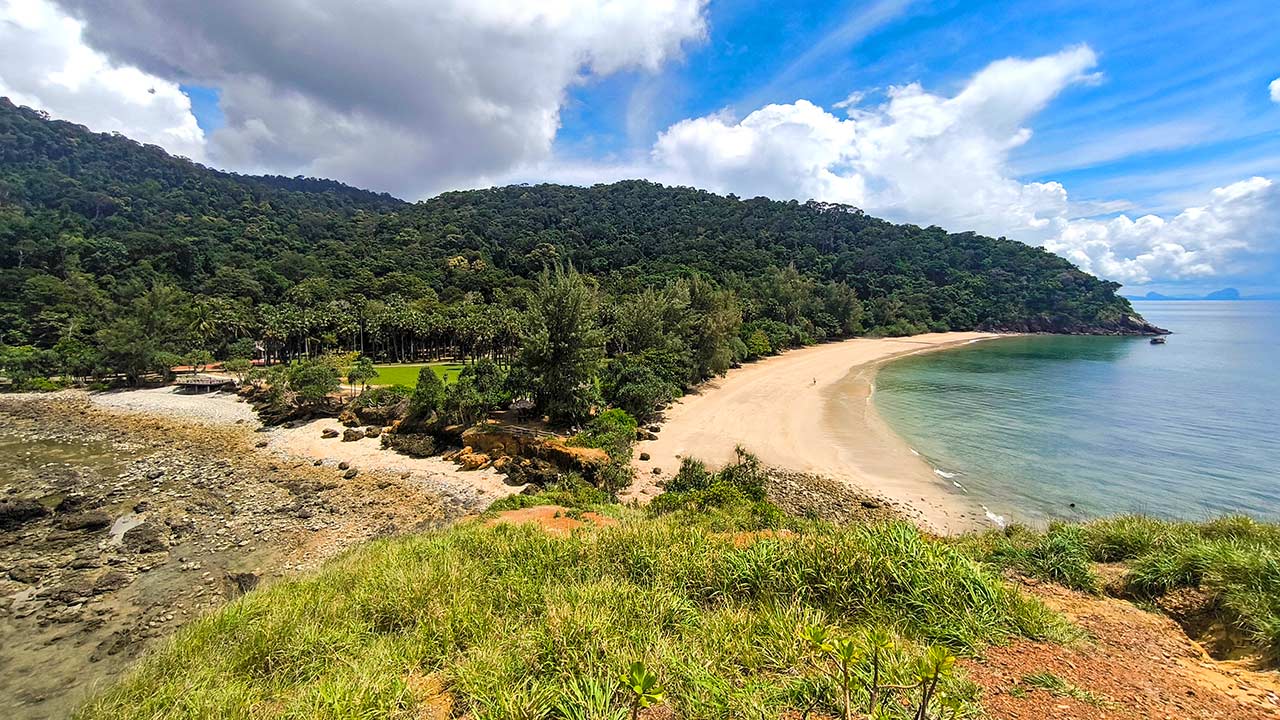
[
  {"x1": 2, "y1": 0, "x2": 1278, "y2": 293},
  {"x1": 555, "y1": 0, "x2": 1280, "y2": 220}
]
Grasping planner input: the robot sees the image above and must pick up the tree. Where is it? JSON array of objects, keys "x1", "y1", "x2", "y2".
[
  {"x1": 285, "y1": 359, "x2": 340, "y2": 407},
  {"x1": 745, "y1": 329, "x2": 772, "y2": 358},
  {"x1": 517, "y1": 265, "x2": 606, "y2": 425},
  {"x1": 346, "y1": 355, "x2": 378, "y2": 397},
  {"x1": 410, "y1": 366, "x2": 446, "y2": 418}
]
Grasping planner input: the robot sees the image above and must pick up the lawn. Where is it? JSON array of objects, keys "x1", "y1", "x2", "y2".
[{"x1": 367, "y1": 362, "x2": 464, "y2": 388}]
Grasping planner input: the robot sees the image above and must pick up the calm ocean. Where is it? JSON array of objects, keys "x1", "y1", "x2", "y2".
[{"x1": 874, "y1": 301, "x2": 1280, "y2": 525}]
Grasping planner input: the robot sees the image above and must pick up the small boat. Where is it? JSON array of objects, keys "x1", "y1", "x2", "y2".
[{"x1": 1150, "y1": 337, "x2": 1167, "y2": 345}]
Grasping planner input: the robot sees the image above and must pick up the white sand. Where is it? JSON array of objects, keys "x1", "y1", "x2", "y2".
[
  {"x1": 267, "y1": 418, "x2": 519, "y2": 502},
  {"x1": 625, "y1": 332, "x2": 1007, "y2": 533}
]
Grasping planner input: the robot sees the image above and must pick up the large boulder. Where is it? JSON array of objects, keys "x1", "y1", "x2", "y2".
[
  {"x1": 121, "y1": 522, "x2": 169, "y2": 554},
  {"x1": 381, "y1": 432, "x2": 436, "y2": 458},
  {"x1": 0, "y1": 498, "x2": 48, "y2": 529},
  {"x1": 58, "y1": 511, "x2": 112, "y2": 531}
]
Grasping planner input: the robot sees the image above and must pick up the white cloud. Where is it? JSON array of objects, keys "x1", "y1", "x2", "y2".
[
  {"x1": 0, "y1": 0, "x2": 205, "y2": 159},
  {"x1": 644, "y1": 45, "x2": 1280, "y2": 287},
  {"x1": 652, "y1": 45, "x2": 1099, "y2": 238},
  {"x1": 47, "y1": 0, "x2": 708, "y2": 198},
  {"x1": 1271, "y1": 77, "x2": 1280, "y2": 103},
  {"x1": 1046, "y1": 177, "x2": 1280, "y2": 284}
]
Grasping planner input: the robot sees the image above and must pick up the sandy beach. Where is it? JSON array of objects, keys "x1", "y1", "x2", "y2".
[{"x1": 625, "y1": 332, "x2": 1007, "y2": 533}]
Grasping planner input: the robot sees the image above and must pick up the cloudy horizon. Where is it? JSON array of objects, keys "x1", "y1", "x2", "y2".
[{"x1": 2, "y1": 0, "x2": 1277, "y2": 295}]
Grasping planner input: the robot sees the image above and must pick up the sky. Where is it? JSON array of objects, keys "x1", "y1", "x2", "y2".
[{"x1": 1, "y1": 0, "x2": 1278, "y2": 295}]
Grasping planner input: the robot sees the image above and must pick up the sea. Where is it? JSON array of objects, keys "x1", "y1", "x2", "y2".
[{"x1": 873, "y1": 301, "x2": 1280, "y2": 526}]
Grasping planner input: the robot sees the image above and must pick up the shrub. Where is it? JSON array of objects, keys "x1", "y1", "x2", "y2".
[{"x1": 410, "y1": 365, "x2": 446, "y2": 417}]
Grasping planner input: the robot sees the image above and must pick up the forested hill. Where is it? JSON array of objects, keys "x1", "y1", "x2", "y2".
[{"x1": 1, "y1": 96, "x2": 1159, "y2": 391}]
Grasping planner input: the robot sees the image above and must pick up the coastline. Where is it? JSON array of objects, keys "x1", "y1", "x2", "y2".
[{"x1": 626, "y1": 332, "x2": 1011, "y2": 533}]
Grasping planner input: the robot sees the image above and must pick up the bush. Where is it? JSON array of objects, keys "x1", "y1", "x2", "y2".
[
  {"x1": 284, "y1": 359, "x2": 340, "y2": 406},
  {"x1": 650, "y1": 449, "x2": 780, "y2": 528},
  {"x1": 410, "y1": 365, "x2": 446, "y2": 417},
  {"x1": 353, "y1": 384, "x2": 413, "y2": 410},
  {"x1": 602, "y1": 357, "x2": 679, "y2": 421}
]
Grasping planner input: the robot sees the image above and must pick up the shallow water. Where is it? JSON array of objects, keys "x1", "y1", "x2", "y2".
[{"x1": 874, "y1": 301, "x2": 1280, "y2": 525}]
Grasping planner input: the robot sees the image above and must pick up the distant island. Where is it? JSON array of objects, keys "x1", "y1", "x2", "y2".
[{"x1": 1127, "y1": 288, "x2": 1280, "y2": 301}]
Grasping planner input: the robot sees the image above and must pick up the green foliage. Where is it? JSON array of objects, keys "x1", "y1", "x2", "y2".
[
  {"x1": 651, "y1": 450, "x2": 787, "y2": 531},
  {"x1": 485, "y1": 474, "x2": 611, "y2": 512},
  {"x1": 964, "y1": 514, "x2": 1280, "y2": 659},
  {"x1": 284, "y1": 359, "x2": 340, "y2": 406},
  {"x1": 518, "y1": 265, "x2": 606, "y2": 425},
  {"x1": 75, "y1": 511, "x2": 1068, "y2": 720},
  {"x1": 346, "y1": 355, "x2": 378, "y2": 391},
  {"x1": 221, "y1": 358, "x2": 252, "y2": 382},
  {"x1": 351, "y1": 384, "x2": 413, "y2": 410},
  {"x1": 570, "y1": 409, "x2": 638, "y2": 460},
  {"x1": 410, "y1": 365, "x2": 447, "y2": 417},
  {"x1": 620, "y1": 662, "x2": 664, "y2": 720},
  {"x1": 1, "y1": 98, "x2": 1147, "y2": 416}
]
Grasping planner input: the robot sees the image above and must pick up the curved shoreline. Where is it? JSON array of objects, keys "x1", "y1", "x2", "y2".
[{"x1": 626, "y1": 332, "x2": 1012, "y2": 533}]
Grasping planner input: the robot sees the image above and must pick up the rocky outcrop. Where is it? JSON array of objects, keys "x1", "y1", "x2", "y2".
[
  {"x1": 120, "y1": 522, "x2": 169, "y2": 554},
  {"x1": 57, "y1": 511, "x2": 112, "y2": 531},
  {"x1": 381, "y1": 432, "x2": 436, "y2": 458},
  {"x1": 341, "y1": 428, "x2": 363, "y2": 442}
]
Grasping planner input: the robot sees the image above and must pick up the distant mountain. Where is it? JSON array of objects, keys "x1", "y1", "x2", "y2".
[{"x1": 1126, "y1": 288, "x2": 1279, "y2": 301}]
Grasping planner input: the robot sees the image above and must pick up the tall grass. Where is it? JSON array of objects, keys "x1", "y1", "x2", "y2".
[
  {"x1": 962, "y1": 514, "x2": 1280, "y2": 658},
  {"x1": 77, "y1": 513, "x2": 1069, "y2": 720}
]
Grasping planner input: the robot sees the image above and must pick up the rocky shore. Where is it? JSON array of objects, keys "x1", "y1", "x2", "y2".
[{"x1": 0, "y1": 392, "x2": 475, "y2": 719}]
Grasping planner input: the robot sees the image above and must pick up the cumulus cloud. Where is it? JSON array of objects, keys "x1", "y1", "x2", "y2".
[
  {"x1": 652, "y1": 45, "x2": 1099, "y2": 239},
  {"x1": 1271, "y1": 77, "x2": 1280, "y2": 103},
  {"x1": 0, "y1": 0, "x2": 205, "y2": 159},
  {"x1": 48, "y1": 0, "x2": 708, "y2": 197},
  {"x1": 1045, "y1": 177, "x2": 1280, "y2": 284},
  {"x1": 646, "y1": 46, "x2": 1279, "y2": 287}
]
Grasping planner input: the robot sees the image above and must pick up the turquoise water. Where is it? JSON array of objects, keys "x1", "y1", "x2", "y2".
[{"x1": 874, "y1": 301, "x2": 1280, "y2": 524}]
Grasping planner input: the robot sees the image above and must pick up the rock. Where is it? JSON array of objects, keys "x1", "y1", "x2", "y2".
[
  {"x1": 8, "y1": 564, "x2": 45, "y2": 584},
  {"x1": 342, "y1": 428, "x2": 363, "y2": 442},
  {"x1": 145, "y1": 469, "x2": 164, "y2": 480},
  {"x1": 321, "y1": 428, "x2": 339, "y2": 439},
  {"x1": 342, "y1": 468, "x2": 358, "y2": 480},
  {"x1": 381, "y1": 432, "x2": 436, "y2": 458},
  {"x1": 0, "y1": 498, "x2": 48, "y2": 529},
  {"x1": 638, "y1": 452, "x2": 651, "y2": 461},
  {"x1": 121, "y1": 522, "x2": 169, "y2": 554},
  {"x1": 226, "y1": 572, "x2": 260, "y2": 597},
  {"x1": 255, "y1": 439, "x2": 269, "y2": 448},
  {"x1": 338, "y1": 409, "x2": 360, "y2": 427},
  {"x1": 652, "y1": 467, "x2": 662, "y2": 475},
  {"x1": 58, "y1": 511, "x2": 112, "y2": 531},
  {"x1": 647, "y1": 425, "x2": 661, "y2": 433},
  {"x1": 133, "y1": 500, "x2": 151, "y2": 513},
  {"x1": 457, "y1": 452, "x2": 491, "y2": 471},
  {"x1": 92, "y1": 570, "x2": 134, "y2": 594},
  {"x1": 313, "y1": 459, "x2": 323, "y2": 466},
  {"x1": 338, "y1": 461, "x2": 350, "y2": 470},
  {"x1": 364, "y1": 426, "x2": 381, "y2": 438}
]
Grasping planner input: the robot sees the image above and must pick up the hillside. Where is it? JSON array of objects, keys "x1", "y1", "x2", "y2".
[{"x1": 1, "y1": 97, "x2": 1160, "y2": 406}]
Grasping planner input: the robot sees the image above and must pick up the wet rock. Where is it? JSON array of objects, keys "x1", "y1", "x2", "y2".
[
  {"x1": 321, "y1": 428, "x2": 339, "y2": 439},
  {"x1": 58, "y1": 511, "x2": 112, "y2": 531},
  {"x1": 342, "y1": 428, "x2": 363, "y2": 442},
  {"x1": 0, "y1": 498, "x2": 48, "y2": 529},
  {"x1": 121, "y1": 522, "x2": 169, "y2": 554}
]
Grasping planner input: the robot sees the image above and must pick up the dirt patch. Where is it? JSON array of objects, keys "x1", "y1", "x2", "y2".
[
  {"x1": 967, "y1": 580, "x2": 1280, "y2": 719},
  {"x1": 483, "y1": 505, "x2": 618, "y2": 536}
]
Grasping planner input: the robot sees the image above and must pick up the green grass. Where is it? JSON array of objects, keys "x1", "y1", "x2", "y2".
[
  {"x1": 367, "y1": 362, "x2": 464, "y2": 388},
  {"x1": 76, "y1": 512, "x2": 1071, "y2": 720},
  {"x1": 1018, "y1": 671, "x2": 1110, "y2": 707},
  {"x1": 960, "y1": 514, "x2": 1280, "y2": 659}
]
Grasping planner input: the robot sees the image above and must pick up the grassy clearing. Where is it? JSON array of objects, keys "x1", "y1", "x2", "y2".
[
  {"x1": 76, "y1": 510, "x2": 1070, "y2": 720},
  {"x1": 960, "y1": 514, "x2": 1280, "y2": 658},
  {"x1": 368, "y1": 362, "x2": 465, "y2": 388}
]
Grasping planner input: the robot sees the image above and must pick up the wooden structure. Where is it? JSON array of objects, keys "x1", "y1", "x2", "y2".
[{"x1": 174, "y1": 374, "x2": 236, "y2": 393}]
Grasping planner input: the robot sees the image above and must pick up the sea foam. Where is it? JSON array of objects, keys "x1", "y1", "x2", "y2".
[{"x1": 982, "y1": 505, "x2": 1007, "y2": 528}]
